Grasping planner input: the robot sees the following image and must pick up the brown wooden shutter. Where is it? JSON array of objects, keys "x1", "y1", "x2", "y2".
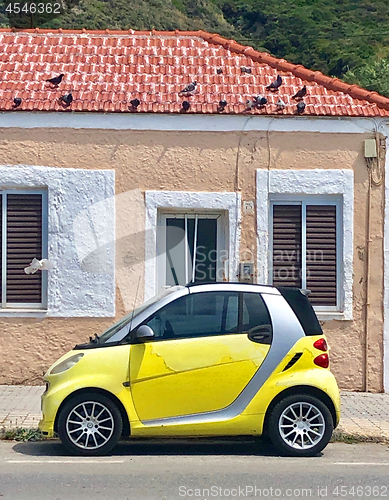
[
  {"x1": 6, "y1": 194, "x2": 43, "y2": 303},
  {"x1": 272, "y1": 205, "x2": 302, "y2": 287},
  {"x1": 306, "y1": 205, "x2": 337, "y2": 306}
]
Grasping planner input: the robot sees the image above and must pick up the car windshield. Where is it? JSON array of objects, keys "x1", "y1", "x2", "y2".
[{"x1": 98, "y1": 286, "x2": 185, "y2": 344}]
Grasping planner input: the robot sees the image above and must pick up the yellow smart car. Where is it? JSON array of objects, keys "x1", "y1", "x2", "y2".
[{"x1": 39, "y1": 283, "x2": 340, "y2": 457}]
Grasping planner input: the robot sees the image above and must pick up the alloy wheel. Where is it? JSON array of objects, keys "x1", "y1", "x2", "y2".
[
  {"x1": 66, "y1": 400, "x2": 115, "y2": 450},
  {"x1": 278, "y1": 401, "x2": 325, "y2": 450}
]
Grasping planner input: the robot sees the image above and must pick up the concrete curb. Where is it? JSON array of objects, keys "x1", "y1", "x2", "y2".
[{"x1": 332, "y1": 428, "x2": 389, "y2": 444}]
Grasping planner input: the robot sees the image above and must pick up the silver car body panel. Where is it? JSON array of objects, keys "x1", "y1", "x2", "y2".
[{"x1": 188, "y1": 283, "x2": 281, "y2": 296}]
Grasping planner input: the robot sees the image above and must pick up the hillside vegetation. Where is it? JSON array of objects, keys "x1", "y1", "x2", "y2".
[{"x1": 1, "y1": 0, "x2": 389, "y2": 96}]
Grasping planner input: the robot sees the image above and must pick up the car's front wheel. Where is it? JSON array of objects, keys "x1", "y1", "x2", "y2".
[
  {"x1": 57, "y1": 392, "x2": 123, "y2": 456},
  {"x1": 267, "y1": 394, "x2": 333, "y2": 457}
]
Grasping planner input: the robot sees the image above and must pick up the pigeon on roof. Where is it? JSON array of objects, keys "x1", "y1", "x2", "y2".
[
  {"x1": 182, "y1": 100, "x2": 191, "y2": 111},
  {"x1": 59, "y1": 92, "x2": 73, "y2": 106},
  {"x1": 46, "y1": 73, "x2": 65, "y2": 86},
  {"x1": 179, "y1": 81, "x2": 197, "y2": 95},
  {"x1": 255, "y1": 95, "x2": 267, "y2": 106},
  {"x1": 246, "y1": 99, "x2": 255, "y2": 110},
  {"x1": 297, "y1": 101, "x2": 306, "y2": 114},
  {"x1": 293, "y1": 85, "x2": 307, "y2": 99},
  {"x1": 13, "y1": 97, "x2": 22, "y2": 108},
  {"x1": 266, "y1": 75, "x2": 283, "y2": 91},
  {"x1": 276, "y1": 98, "x2": 286, "y2": 109},
  {"x1": 218, "y1": 100, "x2": 227, "y2": 112},
  {"x1": 130, "y1": 98, "x2": 140, "y2": 108}
]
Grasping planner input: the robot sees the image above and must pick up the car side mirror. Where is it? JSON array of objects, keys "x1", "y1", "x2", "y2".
[{"x1": 135, "y1": 325, "x2": 155, "y2": 342}]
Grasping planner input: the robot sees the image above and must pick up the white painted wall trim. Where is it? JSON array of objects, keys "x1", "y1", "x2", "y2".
[
  {"x1": 145, "y1": 191, "x2": 241, "y2": 300},
  {"x1": 0, "y1": 111, "x2": 387, "y2": 134},
  {"x1": 256, "y1": 169, "x2": 354, "y2": 321},
  {"x1": 0, "y1": 165, "x2": 115, "y2": 317}
]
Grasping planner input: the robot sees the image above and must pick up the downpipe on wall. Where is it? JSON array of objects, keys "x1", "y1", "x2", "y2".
[{"x1": 363, "y1": 131, "x2": 385, "y2": 392}]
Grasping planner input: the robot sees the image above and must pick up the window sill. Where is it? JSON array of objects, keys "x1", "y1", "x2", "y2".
[
  {"x1": 316, "y1": 311, "x2": 352, "y2": 322},
  {"x1": 0, "y1": 309, "x2": 48, "y2": 318}
]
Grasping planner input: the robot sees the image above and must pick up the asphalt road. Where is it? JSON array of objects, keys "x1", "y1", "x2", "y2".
[{"x1": 0, "y1": 439, "x2": 388, "y2": 500}]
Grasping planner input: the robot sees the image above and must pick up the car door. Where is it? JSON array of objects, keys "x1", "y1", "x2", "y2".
[{"x1": 129, "y1": 290, "x2": 272, "y2": 421}]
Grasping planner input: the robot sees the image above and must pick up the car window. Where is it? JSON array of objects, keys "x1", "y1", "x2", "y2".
[
  {"x1": 277, "y1": 287, "x2": 323, "y2": 336},
  {"x1": 241, "y1": 293, "x2": 272, "y2": 333},
  {"x1": 144, "y1": 291, "x2": 239, "y2": 340}
]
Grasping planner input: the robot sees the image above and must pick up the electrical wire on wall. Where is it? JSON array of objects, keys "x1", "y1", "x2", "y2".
[
  {"x1": 234, "y1": 115, "x2": 254, "y2": 192},
  {"x1": 232, "y1": 115, "x2": 254, "y2": 281},
  {"x1": 260, "y1": 118, "x2": 276, "y2": 284},
  {"x1": 266, "y1": 118, "x2": 276, "y2": 196},
  {"x1": 362, "y1": 122, "x2": 386, "y2": 392}
]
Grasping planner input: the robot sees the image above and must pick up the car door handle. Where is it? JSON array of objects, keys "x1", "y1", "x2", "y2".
[{"x1": 247, "y1": 326, "x2": 272, "y2": 344}]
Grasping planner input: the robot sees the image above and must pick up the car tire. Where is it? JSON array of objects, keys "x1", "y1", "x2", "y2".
[
  {"x1": 57, "y1": 392, "x2": 123, "y2": 456},
  {"x1": 267, "y1": 393, "x2": 333, "y2": 457}
]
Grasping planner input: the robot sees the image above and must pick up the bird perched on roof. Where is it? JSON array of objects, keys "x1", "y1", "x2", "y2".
[
  {"x1": 46, "y1": 73, "x2": 64, "y2": 86},
  {"x1": 218, "y1": 100, "x2": 227, "y2": 112},
  {"x1": 182, "y1": 101, "x2": 191, "y2": 111},
  {"x1": 130, "y1": 98, "x2": 140, "y2": 109},
  {"x1": 24, "y1": 258, "x2": 53, "y2": 275},
  {"x1": 245, "y1": 99, "x2": 255, "y2": 110},
  {"x1": 255, "y1": 95, "x2": 267, "y2": 106},
  {"x1": 293, "y1": 85, "x2": 307, "y2": 99},
  {"x1": 296, "y1": 101, "x2": 306, "y2": 114},
  {"x1": 59, "y1": 92, "x2": 73, "y2": 106},
  {"x1": 240, "y1": 66, "x2": 252, "y2": 74},
  {"x1": 266, "y1": 75, "x2": 283, "y2": 91},
  {"x1": 13, "y1": 97, "x2": 22, "y2": 108},
  {"x1": 276, "y1": 98, "x2": 286, "y2": 110},
  {"x1": 179, "y1": 81, "x2": 197, "y2": 95}
]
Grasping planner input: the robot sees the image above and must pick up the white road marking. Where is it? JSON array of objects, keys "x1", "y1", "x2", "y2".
[
  {"x1": 6, "y1": 459, "x2": 125, "y2": 464},
  {"x1": 4, "y1": 459, "x2": 389, "y2": 466},
  {"x1": 333, "y1": 462, "x2": 389, "y2": 466}
]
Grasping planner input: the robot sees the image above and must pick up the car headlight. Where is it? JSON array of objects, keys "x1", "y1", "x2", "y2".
[{"x1": 50, "y1": 353, "x2": 84, "y2": 375}]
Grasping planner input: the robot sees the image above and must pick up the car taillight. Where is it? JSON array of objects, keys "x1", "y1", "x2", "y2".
[
  {"x1": 314, "y1": 353, "x2": 329, "y2": 368},
  {"x1": 313, "y1": 338, "x2": 328, "y2": 351}
]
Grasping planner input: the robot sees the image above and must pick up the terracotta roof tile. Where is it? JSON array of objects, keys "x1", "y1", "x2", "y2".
[{"x1": 1, "y1": 28, "x2": 389, "y2": 116}]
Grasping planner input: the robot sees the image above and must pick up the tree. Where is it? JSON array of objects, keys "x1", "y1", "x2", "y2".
[{"x1": 344, "y1": 59, "x2": 389, "y2": 97}]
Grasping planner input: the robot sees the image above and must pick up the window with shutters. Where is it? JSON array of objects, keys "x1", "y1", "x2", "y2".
[
  {"x1": 270, "y1": 199, "x2": 339, "y2": 310},
  {"x1": 0, "y1": 190, "x2": 47, "y2": 309}
]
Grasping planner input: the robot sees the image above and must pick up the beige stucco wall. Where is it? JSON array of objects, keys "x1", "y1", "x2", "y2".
[{"x1": 0, "y1": 126, "x2": 384, "y2": 391}]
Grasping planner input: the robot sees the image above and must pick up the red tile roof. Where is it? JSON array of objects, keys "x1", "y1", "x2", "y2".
[{"x1": 1, "y1": 28, "x2": 389, "y2": 116}]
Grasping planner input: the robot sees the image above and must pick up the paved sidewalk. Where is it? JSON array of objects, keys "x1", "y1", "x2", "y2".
[
  {"x1": 338, "y1": 392, "x2": 389, "y2": 438},
  {"x1": 1, "y1": 386, "x2": 389, "y2": 439},
  {"x1": 0, "y1": 385, "x2": 43, "y2": 429}
]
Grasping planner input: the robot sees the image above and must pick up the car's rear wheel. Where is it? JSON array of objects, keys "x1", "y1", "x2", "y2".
[
  {"x1": 57, "y1": 392, "x2": 123, "y2": 456},
  {"x1": 267, "y1": 394, "x2": 333, "y2": 457}
]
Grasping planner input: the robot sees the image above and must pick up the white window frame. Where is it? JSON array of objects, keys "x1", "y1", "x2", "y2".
[
  {"x1": 269, "y1": 195, "x2": 342, "y2": 313},
  {"x1": 256, "y1": 169, "x2": 353, "y2": 321},
  {"x1": 0, "y1": 165, "x2": 115, "y2": 318},
  {"x1": 1, "y1": 189, "x2": 48, "y2": 310},
  {"x1": 145, "y1": 191, "x2": 241, "y2": 300},
  {"x1": 158, "y1": 211, "x2": 226, "y2": 290}
]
